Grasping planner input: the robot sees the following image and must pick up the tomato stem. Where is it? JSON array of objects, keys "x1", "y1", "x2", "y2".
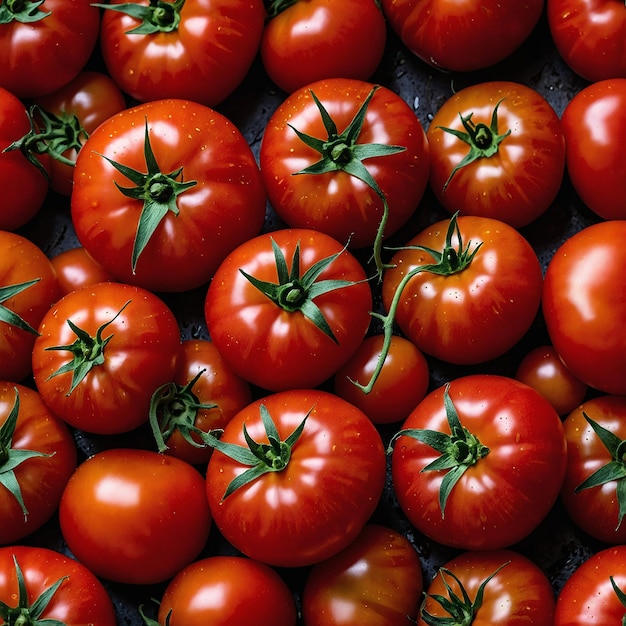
[
  {"x1": 0, "y1": 0, "x2": 50, "y2": 23},
  {"x1": 92, "y1": 0, "x2": 185, "y2": 35}
]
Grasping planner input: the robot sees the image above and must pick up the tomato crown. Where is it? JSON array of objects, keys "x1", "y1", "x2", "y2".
[
  {"x1": 0, "y1": 279, "x2": 41, "y2": 336},
  {"x1": 0, "y1": 0, "x2": 50, "y2": 24},
  {"x1": 92, "y1": 0, "x2": 184, "y2": 35}
]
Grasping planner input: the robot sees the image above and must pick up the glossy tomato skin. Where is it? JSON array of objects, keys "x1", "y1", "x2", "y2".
[
  {"x1": 548, "y1": 0, "x2": 626, "y2": 82},
  {"x1": 427, "y1": 81, "x2": 566, "y2": 228},
  {"x1": 71, "y1": 98, "x2": 266, "y2": 292},
  {"x1": 560, "y1": 395, "x2": 626, "y2": 543},
  {"x1": 381, "y1": 0, "x2": 544, "y2": 71},
  {"x1": 31, "y1": 282, "x2": 182, "y2": 435},
  {"x1": 0, "y1": 231, "x2": 60, "y2": 382},
  {"x1": 555, "y1": 545, "x2": 626, "y2": 624},
  {"x1": 543, "y1": 220, "x2": 626, "y2": 394},
  {"x1": 259, "y1": 79, "x2": 430, "y2": 249},
  {"x1": 206, "y1": 389, "x2": 387, "y2": 567},
  {"x1": 302, "y1": 524, "x2": 423, "y2": 626},
  {"x1": 99, "y1": 0, "x2": 265, "y2": 107},
  {"x1": 0, "y1": 0, "x2": 100, "y2": 98},
  {"x1": 50, "y1": 246, "x2": 116, "y2": 297},
  {"x1": 0, "y1": 383, "x2": 76, "y2": 545},
  {"x1": 0, "y1": 546, "x2": 116, "y2": 625},
  {"x1": 419, "y1": 549, "x2": 555, "y2": 625},
  {"x1": 561, "y1": 79, "x2": 626, "y2": 219},
  {"x1": 260, "y1": 0, "x2": 387, "y2": 94},
  {"x1": 205, "y1": 228, "x2": 372, "y2": 391},
  {"x1": 381, "y1": 216, "x2": 543, "y2": 365},
  {"x1": 59, "y1": 448, "x2": 212, "y2": 585},
  {"x1": 392, "y1": 375, "x2": 567, "y2": 550},
  {"x1": 156, "y1": 556, "x2": 297, "y2": 626}
]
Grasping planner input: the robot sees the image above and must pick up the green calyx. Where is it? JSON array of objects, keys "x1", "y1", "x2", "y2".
[
  {"x1": 290, "y1": 85, "x2": 406, "y2": 281},
  {"x1": 97, "y1": 119, "x2": 197, "y2": 273},
  {"x1": 44, "y1": 301, "x2": 131, "y2": 395},
  {"x1": 204, "y1": 403, "x2": 311, "y2": 500},
  {"x1": 92, "y1": 0, "x2": 184, "y2": 34},
  {"x1": 437, "y1": 98, "x2": 511, "y2": 192},
  {"x1": 575, "y1": 412, "x2": 626, "y2": 530},
  {"x1": 265, "y1": 0, "x2": 298, "y2": 18},
  {"x1": 388, "y1": 383, "x2": 490, "y2": 516},
  {"x1": 0, "y1": 279, "x2": 41, "y2": 336},
  {"x1": 241, "y1": 237, "x2": 356, "y2": 344},
  {"x1": 0, "y1": 0, "x2": 50, "y2": 23},
  {"x1": 610, "y1": 576, "x2": 626, "y2": 626},
  {"x1": 0, "y1": 556, "x2": 68, "y2": 626},
  {"x1": 138, "y1": 601, "x2": 171, "y2": 626},
  {"x1": 420, "y1": 562, "x2": 509, "y2": 626}
]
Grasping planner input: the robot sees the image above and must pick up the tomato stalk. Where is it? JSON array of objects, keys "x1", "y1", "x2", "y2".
[
  {"x1": 0, "y1": 279, "x2": 41, "y2": 336},
  {"x1": 92, "y1": 0, "x2": 185, "y2": 34},
  {"x1": 0, "y1": 0, "x2": 50, "y2": 23}
]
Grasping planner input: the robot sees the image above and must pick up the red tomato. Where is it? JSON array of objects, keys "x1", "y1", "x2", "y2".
[
  {"x1": 143, "y1": 556, "x2": 297, "y2": 626},
  {"x1": 97, "y1": 0, "x2": 265, "y2": 107},
  {"x1": 260, "y1": 0, "x2": 387, "y2": 94},
  {"x1": 560, "y1": 395, "x2": 626, "y2": 543},
  {"x1": 0, "y1": 382, "x2": 76, "y2": 545},
  {"x1": 555, "y1": 545, "x2": 626, "y2": 624},
  {"x1": 419, "y1": 549, "x2": 555, "y2": 625},
  {"x1": 0, "y1": 545, "x2": 116, "y2": 625},
  {"x1": 302, "y1": 524, "x2": 423, "y2": 626},
  {"x1": 71, "y1": 98, "x2": 266, "y2": 292},
  {"x1": 334, "y1": 334, "x2": 430, "y2": 425},
  {"x1": 31, "y1": 281, "x2": 182, "y2": 435},
  {"x1": 50, "y1": 246, "x2": 116, "y2": 297},
  {"x1": 391, "y1": 375, "x2": 567, "y2": 550},
  {"x1": 426, "y1": 81, "x2": 566, "y2": 228},
  {"x1": 515, "y1": 345, "x2": 588, "y2": 416},
  {"x1": 205, "y1": 389, "x2": 386, "y2": 567},
  {"x1": 560, "y1": 78, "x2": 626, "y2": 219},
  {"x1": 205, "y1": 228, "x2": 372, "y2": 391},
  {"x1": 381, "y1": 0, "x2": 544, "y2": 71},
  {"x1": 543, "y1": 220, "x2": 626, "y2": 394},
  {"x1": 548, "y1": 0, "x2": 626, "y2": 82},
  {"x1": 0, "y1": 0, "x2": 100, "y2": 98},
  {"x1": 381, "y1": 215, "x2": 543, "y2": 365},
  {"x1": 59, "y1": 448, "x2": 212, "y2": 584},
  {"x1": 0, "y1": 231, "x2": 60, "y2": 382}
]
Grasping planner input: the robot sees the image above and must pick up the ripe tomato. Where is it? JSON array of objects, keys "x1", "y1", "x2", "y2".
[
  {"x1": 205, "y1": 389, "x2": 387, "y2": 567},
  {"x1": 302, "y1": 524, "x2": 423, "y2": 626},
  {"x1": 0, "y1": 383, "x2": 76, "y2": 545},
  {"x1": 0, "y1": 0, "x2": 100, "y2": 98},
  {"x1": 142, "y1": 556, "x2": 297, "y2": 626},
  {"x1": 548, "y1": 0, "x2": 626, "y2": 82},
  {"x1": 71, "y1": 98, "x2": 266, "y2": 292},
  {"x1": 419, "y1": 549, "x2": 555, "y2": 625},
  {"x1": 560, "y1": 78, "x2": 626, "y2": 219},
  {"x1": 0, "y1": 545, "x2": 116, "y2": 625},
  {"x1": 426, "y1": 81, "x2": 566, "y2": 228},
  {"x1": 381, "y1": 214, "x2": 543, "y2": 365},
  {"x1": 555, "y1": 545, "x2": 626, "y2": 624},
  {"x1": 381, "y1": 0, "x2": 544, "y2": 71},
  {"x1": 543, "y1": 220, "x2": 626, "y2": 394},
  {"x1": 50, "y1": 246, "x2": 116, "y2": 297},
  {"x1": 0, "y1": 231, "x2": 60, "y2": 383},
  {"x1": 31, "y1": 281, "x2": 182, "y2": 435},
  {"x1": 260, "y1": 0, "x2": 387, "y2": 94},
  {"x1": 205, "y1": 228, "x2": 372, "y2": 391},
  {"x1": 390, "y1": 375, "x2": 567, "y2": 550},
  {"x1": 59, "y1": 448, "x2": 212, "y2": 585},
  {"x1": 97, "y1": 0, "x2": 265, "y2": 107}
]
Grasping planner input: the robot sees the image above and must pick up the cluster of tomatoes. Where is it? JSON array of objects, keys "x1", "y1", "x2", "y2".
[{"x1": 1, "y1": 0, "x2": 626, "y2": 624}]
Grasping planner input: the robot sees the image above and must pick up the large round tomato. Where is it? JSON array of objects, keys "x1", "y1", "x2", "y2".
[
  {"x1": 205, "y1": 228, "x2": 372, "y2": 391},
  {"x1": 543, "y1": 220, "x2": 626, "y2": 394},
  {"x1": 0, "y1": 383, "x2": 76, "y2": 545},
  {"x1": 560, "y1": 78, "x2": 626, "y2": 220},
  {"x1": 59, "y1": 448, "x2": 212, "y2": 585},
  {"x1": 427, "y1": 81, "x2": 566, "y2": 228},
  {"x1": 205, "y1": 389, "x2": 386, "y2": 567},
  {"x1": 381, "y1": 215, "x2": 543, "y2": 365},
  {"x1": 31, "y1": 281, "x2": 182, "y2": 435},
  {"x1": 548, "y1": 0, "x2": 626, "y2": 82},
  {"x1": 390, "y1": 375, "x2": 567, "y2": 550},
  {"x1": 302, "y1": 524, "x2": 423, "y2": 626},
  {"x1": 0, "y1": 546, "x2": 116, "y2": 625},
  {"x1": 260, "y1": 0, "x2": 387, "y2": 94},
  {"x1": 98, "y1": 0, "x2": 265, "y2": 107},
  {"x1": 381, "y1": 0, "x2": 544, "y2": 71},
  {"x1": 71, "y1": 98, "x2": 266, "y2": 292}
]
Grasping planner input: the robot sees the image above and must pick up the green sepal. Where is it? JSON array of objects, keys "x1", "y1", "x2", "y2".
[
  {"x1": 609, "y1": 576, "x2": 626, "y2": 626},
  {"x1": 264, "y1": 0, "x2": 298, "y2": 18},
  {"x1": 138, "y1": 599, "x2": 171, "y2": 626},
  {"x1": 0, "y1": 278, "x2": 41, "y2": 336},
  {"x1": 0, "y1": 0, "x2": 50, "y2": 24},
  {"x1": 92, "y1": 0, "x2": 184, "y2": 34}
]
